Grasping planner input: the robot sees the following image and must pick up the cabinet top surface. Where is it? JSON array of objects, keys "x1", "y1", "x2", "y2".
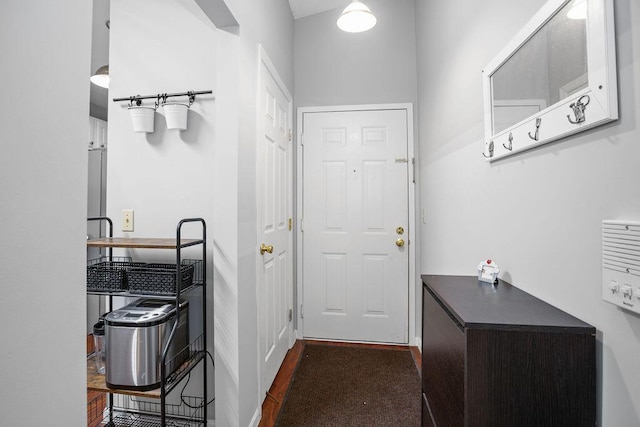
[
  {"x1": 422, "y1": 275, "x2": 594, "y2": 333},
  {"x1": 87, "y1": 237, "x2": 203, "y2": 249}
]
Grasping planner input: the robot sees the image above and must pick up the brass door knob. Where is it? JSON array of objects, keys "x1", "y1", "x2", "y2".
[
  {"x1": 260, "y1": 243, "x2": 274, "y2": 255},
  {"x1": 396, "y1": 238, "x2": 405, "y2": 248}
]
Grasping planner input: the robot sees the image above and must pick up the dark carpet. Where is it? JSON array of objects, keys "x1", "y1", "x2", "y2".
[{"x1": 276, "y1": 344, "x2": 421, "y2": 426}]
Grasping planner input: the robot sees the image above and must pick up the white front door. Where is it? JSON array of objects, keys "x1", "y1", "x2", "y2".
[
  {"x1": 302, "y1": 109, "x2": 409, "y2": 344},
  {"x1": 257, "y1": 48, "x2": 294, "y2": 397}
]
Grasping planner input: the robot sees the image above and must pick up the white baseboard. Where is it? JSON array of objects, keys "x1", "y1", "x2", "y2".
[
  {"x1": 249, "y1": 406, "x2": 261, "y2": 427},
  {"x1": 206, "y1": 407, "x2": 258, "y2": 426},
  {"x1": 415, "y1": 337, "x2": 422, "y2": 352}
]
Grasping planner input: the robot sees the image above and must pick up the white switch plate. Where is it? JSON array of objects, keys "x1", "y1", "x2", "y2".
[{"x1": 122, "y1": 209, "x2": 134, "y2": 232}]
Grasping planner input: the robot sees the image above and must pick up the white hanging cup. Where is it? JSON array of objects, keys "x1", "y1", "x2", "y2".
[
  {"x1": 128, "y1": 106, "x2": 156, "y2": 133},
  {"x1": 162, "y1": 102, "x2": 189, "y2": 130}
]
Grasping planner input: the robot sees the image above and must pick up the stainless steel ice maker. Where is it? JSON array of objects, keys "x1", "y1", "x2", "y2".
[{"x1": 104, "y1": 298, "x2": 189, "y2": 391}]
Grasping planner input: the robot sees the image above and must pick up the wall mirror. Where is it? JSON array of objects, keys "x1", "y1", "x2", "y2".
[{"x1": 483, "y1": 0, "x2": 617, "y2": 161}]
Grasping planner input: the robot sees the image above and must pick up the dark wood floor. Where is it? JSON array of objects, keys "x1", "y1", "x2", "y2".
[{"x1": 258, "y1": 340, "x2": 422, "y2": 427}]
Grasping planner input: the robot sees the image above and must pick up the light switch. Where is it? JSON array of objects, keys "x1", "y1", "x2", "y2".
[{"x1": 122, "y1": 209, "x2": 134, "y2": 232}]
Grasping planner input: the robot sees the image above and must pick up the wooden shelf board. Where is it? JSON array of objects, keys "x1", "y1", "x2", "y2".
[
  {"x1": 87, "y1": 237, "x2": 203, "y2": 249},
  {"x1": 86, "y1": 350, "x2": 205, "y2": 399},
  {"x1": 87, "y1": 354, "x2": 162, "y2": 398}
]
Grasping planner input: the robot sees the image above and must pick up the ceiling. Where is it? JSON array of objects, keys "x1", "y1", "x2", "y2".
[{"x1": 288, "y1": 0, "x2": 347, "y2": 19}]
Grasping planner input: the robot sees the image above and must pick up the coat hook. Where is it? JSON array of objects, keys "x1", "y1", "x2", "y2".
[
  {"x1": 128, "y1": 96, "x2": 142, "y2": 107},
  {"x1": 155, "y1": 94, "x2": 166, "y2": 110},
  {"x1": 567, "y1": 95, "x2": 590, "y2": 124},
  {"x1": 503, "y1": 132, "x2": 513, "y2": 151},
  {"x1": 528, "y1": 117, "x2": 542, "y2": 141},
  {"x1": 483, "y1": 140, "x2": 494, "y2": 158}
]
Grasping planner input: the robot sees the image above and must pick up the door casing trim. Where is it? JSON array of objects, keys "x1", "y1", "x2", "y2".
[{"x1": 296, "y1": 103, "x2": 416, "y2": 345}]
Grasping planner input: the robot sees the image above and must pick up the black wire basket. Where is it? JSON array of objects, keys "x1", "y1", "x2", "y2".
[
  {"x1": 87, "y1": 257, "x2": 145, "y2": 292},
  {"x1": 127, "y1": 261, "x2": 197, "y2": 295},
  {"x1": 87, "y1": 258, "x2": 202, "y2": 295}
]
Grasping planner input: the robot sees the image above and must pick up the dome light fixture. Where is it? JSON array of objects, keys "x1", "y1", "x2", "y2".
[
  {"x1": 337, "y1": 0, "x2": 377, "y2": 33},
  {"x1": 90, "y1": 65, "x2": 110, "y2": 89}
]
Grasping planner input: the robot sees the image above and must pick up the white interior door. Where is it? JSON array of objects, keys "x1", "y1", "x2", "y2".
[
  {"x1": 302, "y1": 109, "x2": 409, "y2": 344},
  {"x1": 257, "y1": 48, "x2": 293, "y2": 397}
]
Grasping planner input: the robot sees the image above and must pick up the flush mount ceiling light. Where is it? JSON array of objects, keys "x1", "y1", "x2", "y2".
[
  {"x1": 567, "y1": 0, "x2": 587, "y2": 19},
  {"x1": 337, "y1": 0, "x2": 377, "y2": 33},
  {"x1": 90, "y1": 65, "x2": 110, "y2": 89}
]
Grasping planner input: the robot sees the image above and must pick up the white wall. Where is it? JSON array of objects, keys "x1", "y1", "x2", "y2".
[
  {"x1": 108, "y1": 2, "x2": 218, "y2": 240},
  {"x1": 415, "y1": 0, "x2": 640, "y2": 425},
  {"x1": 108, "y1": 1, "x2": 293, "y2": 426},
  {"x1": 0, "y1": 1, "x2": 92, "y2": 425},
  {"x1": 108, "y1": 0, "x2": 219, "y2": 420},
  {"x1": 218, "y1": 1, "x2": 294, "y2": 424},
  {"x1": 211, "y1": 26, "x2": 242, "y2": 427},
  {"x1": 294, "y1": 0, "x2": 418, "y2": 108}
]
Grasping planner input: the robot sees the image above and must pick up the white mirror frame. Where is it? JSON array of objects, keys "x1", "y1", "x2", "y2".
[{"x1": 482, "y1": 0, "x2": 618, "y2": 161}]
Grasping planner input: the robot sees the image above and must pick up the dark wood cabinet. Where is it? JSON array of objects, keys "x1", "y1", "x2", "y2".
[{"x1": 421, "y1": 275, "x2": 596, "y2": 427}]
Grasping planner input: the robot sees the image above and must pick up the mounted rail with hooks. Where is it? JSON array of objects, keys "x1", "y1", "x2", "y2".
[{"x1": 113, "y1": 90, "x2": 213, "y2": 108}]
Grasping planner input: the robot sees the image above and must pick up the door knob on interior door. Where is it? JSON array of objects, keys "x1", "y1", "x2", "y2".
[
  {"x1": 260, "y1": 243, "x2": 274, "y2": 255},
  {"x1": 396, "y1": 238, "x2": 405, "y2": 248}
]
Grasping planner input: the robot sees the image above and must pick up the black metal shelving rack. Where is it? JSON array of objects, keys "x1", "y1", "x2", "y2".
[{"x1": 87, "y1": 217, "x2": 208, "y2": 427}]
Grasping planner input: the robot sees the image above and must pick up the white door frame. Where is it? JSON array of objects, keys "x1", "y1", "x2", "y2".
[
  {"x1": 296, "y1": 103, "x2": 416, "y2": 345},
  {"x1": 256, "y1": 45, "x2": 294, "y2": 402}
]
